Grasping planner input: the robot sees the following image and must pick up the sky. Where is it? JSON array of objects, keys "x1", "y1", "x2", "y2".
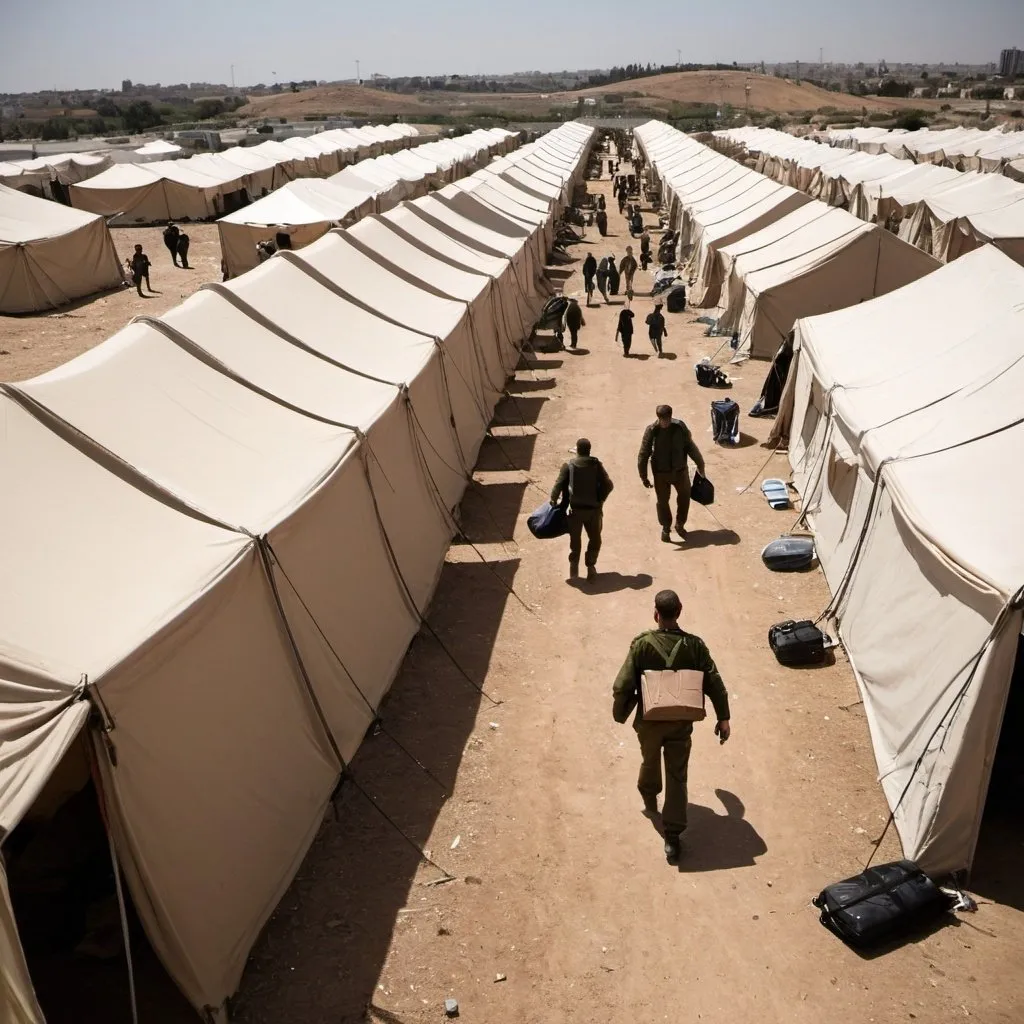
[{"x1": 1, "y1": 0, "x2": 1021, "y2": 92}]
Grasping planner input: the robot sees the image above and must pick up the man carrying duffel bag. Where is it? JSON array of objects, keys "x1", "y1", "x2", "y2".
[{"x1": 549, "y1": 438, "x2": 614, "y2": 581}]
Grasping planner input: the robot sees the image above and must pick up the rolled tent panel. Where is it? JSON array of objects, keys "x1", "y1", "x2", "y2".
[{"x1": 0, "y1": 183, "x2": 125, "y2": 313}]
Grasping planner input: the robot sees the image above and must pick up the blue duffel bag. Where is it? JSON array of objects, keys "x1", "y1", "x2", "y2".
[{"x1": 527, "y1": 500, "x2": 569, "y2": 539}]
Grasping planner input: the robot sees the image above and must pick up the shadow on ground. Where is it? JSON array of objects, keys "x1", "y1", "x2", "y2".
[
  {"x1": 457, "y1": 480, "x2": 529, "y2": 543},
  {"x1": 473, "y1": 433, "x2": 538, "y2": 472},
  {"x1": 231, "y1": 557, "x2": 520, "y2": 1024},
  {"x1": 678, "y1": 789, "x2": 767, "y2": 873}
]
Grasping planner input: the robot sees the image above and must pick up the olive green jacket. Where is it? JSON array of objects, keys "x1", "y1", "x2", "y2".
[{"x1": 612, "y1": 628, "x2": 730, "y2": 726}]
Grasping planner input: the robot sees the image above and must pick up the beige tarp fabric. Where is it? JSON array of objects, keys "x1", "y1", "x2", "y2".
[
  {"x1": 0, "y1": 860, "x2": 44, "y2": 1024},
  {"x1": 218, "y1": 179, "x2": 377, "y2": 278},
  {"x1": 70, "y1": 162, "x2": 225, "y2": 223},
  {"x1": 0, "y1": 120, "x2": 593, "y2": 1020},
  {"x1": 775, "y1": 246, "x2": 1024, "y2": 874},
  {"x1": 714, "y1": 204, "x2": 939, "y2": 358},
  {"x1": 0, "y1": 183, "x2": 124, "y2": 313}
]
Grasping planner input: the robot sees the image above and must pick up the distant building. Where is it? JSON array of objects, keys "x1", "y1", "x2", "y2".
[{"x1": 999, "y1": 48, "x2": 1022, "y2": 77}]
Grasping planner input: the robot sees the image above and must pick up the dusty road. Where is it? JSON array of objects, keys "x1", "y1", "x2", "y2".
[{"x1": 228, "y1": 155, "x2": 1024, "y2": 1023}]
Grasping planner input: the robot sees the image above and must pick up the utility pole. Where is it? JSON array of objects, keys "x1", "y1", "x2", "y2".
[
  {"x1": 355, "y1": 60, "x2": 361, "y2": 85},
  {"x1": 677, "y1": 49, "x2": 682, "y2": 69},
  {"x1": 230, "y1": 64, "x2": 235, "y2": 89},
  {"x1": 796, "y1": 59, "x2": 800, "y2": 83}
]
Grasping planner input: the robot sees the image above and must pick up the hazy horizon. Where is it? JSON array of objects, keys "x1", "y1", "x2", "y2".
[{"x1": 1, "y1": 0, "x2": 1019, "y2": 93}]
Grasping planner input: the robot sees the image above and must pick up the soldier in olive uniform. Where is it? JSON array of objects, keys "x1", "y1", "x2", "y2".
[
  {"x1": 550, "y1": 438, "x2": 614, "y2": 581},
  {"x1": 638, "y1": 404, "x2": 706, "y2": 543},
  {"x1": 613, "y1": 589, "x2": 731, "y2": 863}
]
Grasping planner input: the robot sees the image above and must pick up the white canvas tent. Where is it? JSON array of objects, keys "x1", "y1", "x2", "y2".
[
  {"x1": 133, "y1": 139, "x2": 182, "y2": 162},
  {"x1": 0, "y1": 183, "x2": 124, "y2": 313},
  {"x1": 715, "y1": 203, "x2": 940, "y2": 359},
  {"x1": 0, "y1": 120, "x2": 593, "y2": 1020},
  {"x1": 218, "y1": 179, "x2": 377, "y2": 277},
  {"x1": 772, "y1": 246, "x2": 1024, "y2": 875}
]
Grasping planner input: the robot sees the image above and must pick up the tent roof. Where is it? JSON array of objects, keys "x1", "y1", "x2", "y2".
[
  {"x1": 347, "y1": 216, "x2": 489, "y2": 302},
  {"x1": 220, "y1": 178, "x2": 373, "y2": 227},
  {"x1": 0, "y1": 182, "x2": 105, "y2": 244},
  {"x1": 0, "y1": 390, "x2": 245, "y2": 685}
]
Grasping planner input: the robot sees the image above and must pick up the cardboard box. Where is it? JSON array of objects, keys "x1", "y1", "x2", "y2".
[{"x1": 641, "y1": 669, "x2": 706, "y2": 722}]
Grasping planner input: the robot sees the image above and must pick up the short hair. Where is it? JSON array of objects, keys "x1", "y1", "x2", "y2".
[
  {"x1": 576, "y1": 437, "x2": 591, "y2": 456},
  {"x1": 654, "y1": 590, "x2": 682, "y2": 620},
  {"x1": 656, "y1": 404, "x2": 672, "y2": 419}
]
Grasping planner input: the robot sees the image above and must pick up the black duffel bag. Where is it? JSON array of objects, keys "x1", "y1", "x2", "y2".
[
  {"x1": 691, "y1": 471, "x2": 714, "y2": 506},
  {"x1": 813, "y1": 860, "x2": 952, "y2": 949},
  {"x1": 768, "y1": 619, "x2": 829, "y2": 665}
]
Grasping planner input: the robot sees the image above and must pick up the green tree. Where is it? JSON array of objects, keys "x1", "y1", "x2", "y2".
[{"x1": 123, "y1": 100, "x2": 162, "y2": 132}]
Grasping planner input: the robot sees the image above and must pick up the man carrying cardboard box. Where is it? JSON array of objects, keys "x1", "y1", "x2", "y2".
[{"x1": 612, "y1": 590, "x2": 731, "y2": 863}]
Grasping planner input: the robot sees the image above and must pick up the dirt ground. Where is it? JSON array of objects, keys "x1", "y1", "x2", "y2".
[
  {"x1": 0, "y1": 224, "x2": 223, "y2": 381},
  {"x1": 5, "y1": 143, "x2": 1022, "y2": 1024},
  {"x1": 224, "y1": 152, "x2": 1022, "y2": 1023}
]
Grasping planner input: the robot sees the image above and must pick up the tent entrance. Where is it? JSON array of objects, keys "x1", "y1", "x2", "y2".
[
  {"x1": 5, "y1": 735, "x2": 194, "y2": 1023},
  {"x1": 972, "y1": 635, "x2": 1024, "y2": 910}
]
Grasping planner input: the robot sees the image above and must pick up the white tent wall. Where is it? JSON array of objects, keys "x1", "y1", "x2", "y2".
[
  {"x1": 0, "y1": 120, "x2": 592, "y2": 1021},
  {"x1": 770, "y1": 246, "x2": 1024, "y2": 874},
  {"x1": 0, "y1": 184, "x2": 125, "y2": 314}
]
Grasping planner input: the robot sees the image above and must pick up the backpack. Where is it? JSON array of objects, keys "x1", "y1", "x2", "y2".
[
  {"x1": 711, "y1": 398, "x2": 740, "y2": 444},
  {"x1": 768, "y1": 619, "x2": 830, "y2": 665},
  {"x1": 695, "y1": 362, "x2": 731, "y2": 388}
]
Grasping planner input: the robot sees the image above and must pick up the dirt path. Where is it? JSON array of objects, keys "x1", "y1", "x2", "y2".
[
  {"x1": 0, "y1": 223, "x2": 222, "y2": 381},
  {"x1": 231, "y1": 150, "x2": 1024, "y2": 1024}
]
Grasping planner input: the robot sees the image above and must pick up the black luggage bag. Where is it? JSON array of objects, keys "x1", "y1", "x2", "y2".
[
  {"x1": 813, "y1": 860, "x2": 951, "y2": 949},
  {"x1": 768, "y1": 619, "x2": 830, "y2": 665}
]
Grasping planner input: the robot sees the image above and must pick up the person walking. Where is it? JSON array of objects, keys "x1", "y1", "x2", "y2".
[
  {"x1": 162, "y1": 223, "x2": 180, "y2": 266},
  {"x1": 645, "y1": 302, "x2": 668, "y2": 355},
  {"x1": 550, "y1": 438, "x2": 614, "y2": 581},
  {"x1": 595, "y1": 208, "x2": 608, "y2": 237},
  {"x1": 595, "y1": 256, "x2": 610, "y2": 303},
  {"x1": 639, "y1": 229, "x2": 652, "y2": 270},
  {"x1": 128, "y1": 244, "x2": 153, "y2": 297},
  {"x1": 582, "y1": 252, "x2": 597, "y2": 306},
  {"x1": 607, "y1": 254, "x2": 620, "y2": 296},
  {"x1": 612, "y1": 589, "x2": 731, "y2": 863},
  {"x1": 617, "y1": 188, "x2": 627, "y2": 215},
  {"x1": 176, "y1": 229, "x2": 191, "y2": 269},
  {"x1": 615, "y1": 306, "x2": 635, "y2": 357},
  {"x1": 563, "y1": 297, "x2": 585, "y2": 350},
  {"x1": 619, "y1": 247, "x2": 638, "y2": 300},
  {"x1": 638, "y1": 404, "x2": 706, "y2": 543}
]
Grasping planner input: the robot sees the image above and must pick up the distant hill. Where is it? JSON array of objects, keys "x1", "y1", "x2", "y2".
[
  {"x1": 577, "y1": 71, "x2": 935, "y2": 114},
  {"x1": 239, "y1": 85, "x2": 427, "y2": 118},
  {"x1": 237, "y1": 70, "x2": 942, "y2": 121}
]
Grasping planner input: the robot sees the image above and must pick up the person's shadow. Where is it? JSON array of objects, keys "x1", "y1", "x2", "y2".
[
  {"x1": 675, "y1": 789, "x2": 767, "y2": 872},
  {"x1": 566, "y1": 571, "x2": 653, "y2": 594}
]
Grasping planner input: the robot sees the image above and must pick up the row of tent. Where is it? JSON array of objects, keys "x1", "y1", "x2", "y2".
[
  {"x1": 219, "y1": 128, "x2": 521, "y2": 276},
  {"x1": 0, "y1": 152, "x2": 114, "y2": 195},
  {"x1": 69, "y1": 123, "x2": 427, "y2": 224},
  {"x1": 0, "y1": 119, "x2": 594, "y2": 1023},
  {"x1": 823, "y1": 125, "x2": 1024, "y2": 177},
  {"x1": 714, "y1": 127, "x2": 1024, "y2": 267},
  {"x1": 633, "y1": 121, "x2": 938, "y2": 359},
  {"x1": 765, "y1": 242, "x2": 1024, "y2": 880},
  {"x1": 638, "y1": 119, "x2": 1024, "y2": 880},
  {"x1": 0, "y1": 127, "x2": 518, "y2": 314}
]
